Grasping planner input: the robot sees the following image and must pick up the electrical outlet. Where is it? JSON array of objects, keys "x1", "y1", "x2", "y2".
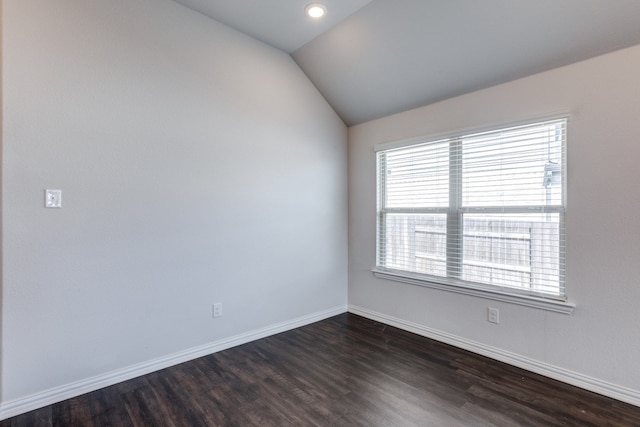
[
  {"x1": 487, "y1": 307, "x2": 499, "y2": 324},
  {"x1": 213, "y1": 303, "x2": 222, "y2": 318}
]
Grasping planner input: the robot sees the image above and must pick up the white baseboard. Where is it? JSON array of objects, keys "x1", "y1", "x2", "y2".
[
  {"x1": 348, "y1": 304, "x2": 640, "y2": 407},
  {"x1": 0, "y1": 305, "x2": 348, "y2": 421}
]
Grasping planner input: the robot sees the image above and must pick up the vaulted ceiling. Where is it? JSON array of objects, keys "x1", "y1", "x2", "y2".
[{"x1": 174, "y1": 0, "x2": 640, "y2": 125}]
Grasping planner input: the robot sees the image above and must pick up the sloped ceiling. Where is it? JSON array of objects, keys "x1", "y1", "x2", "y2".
[
  {"x1": 176, "y1": 0, "x2": 640, "y2": 126},
  {"x1": 173, "y1": 0, "x2": 373, "y2": 53}
]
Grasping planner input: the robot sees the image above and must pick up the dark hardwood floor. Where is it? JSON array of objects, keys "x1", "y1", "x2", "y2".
[{"x1": 3, "y1": 313, "x2": 640, "y2": 426}]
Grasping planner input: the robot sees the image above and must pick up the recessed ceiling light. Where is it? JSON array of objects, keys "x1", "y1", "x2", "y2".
[{"x1": 305, "y1": 3, "x2": 327, "y2": 18}]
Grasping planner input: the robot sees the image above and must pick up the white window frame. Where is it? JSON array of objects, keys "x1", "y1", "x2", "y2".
[{"x1": 373, "y1": 115, "x2": 574, "y2": 314}]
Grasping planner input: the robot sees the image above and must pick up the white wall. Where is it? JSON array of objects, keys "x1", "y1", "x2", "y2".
[
  {"x1": 1, "y1": 0, "x2": 347, "y2": 408},
  {"x1": 349, "y1": 44, "x2": 640, "y2": 401}
]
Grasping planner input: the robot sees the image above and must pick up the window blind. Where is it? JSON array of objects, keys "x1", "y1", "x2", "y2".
[{"x1": 377, "y1": 119, "x2": 566, "y2": 299}]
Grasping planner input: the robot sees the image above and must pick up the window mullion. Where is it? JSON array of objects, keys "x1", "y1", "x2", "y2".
[
  {"x1": 447, "y1": 138, "x2": 462, "y2": 279},
  {"x1": 376, "y1": 152, "x2": 387, "y2": 267}
]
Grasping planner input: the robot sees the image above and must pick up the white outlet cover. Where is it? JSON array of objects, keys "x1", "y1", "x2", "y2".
[
  {"x1": 213, "y1": 303, "x2": 222, "y2": 318},
  {"x1": 45, "y1": 189, "x2": 62, "y2": 208},
  {"x1": 488, "y1": 307, "x2": 500, "y2": 324}
]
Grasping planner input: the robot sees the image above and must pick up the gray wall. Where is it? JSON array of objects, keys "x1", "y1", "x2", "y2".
[
  {"x1": 1, "y1": 0, "x2": 347, "y2": 403},
  {"x1": 349, "y1": 44, "x2": 640, "y2": 399}
]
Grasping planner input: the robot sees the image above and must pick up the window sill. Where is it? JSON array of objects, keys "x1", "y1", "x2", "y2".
[{"x1": 372, "y1": 269, "x2": 575, "y2": 314}]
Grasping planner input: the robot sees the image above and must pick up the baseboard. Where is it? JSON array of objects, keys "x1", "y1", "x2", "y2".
[
  {"x1": 0, "y1": 305, "x2": 348, "y2": 421},
  {"x1": 348, "y1": 304, "x2": 640, "y2": 408}
]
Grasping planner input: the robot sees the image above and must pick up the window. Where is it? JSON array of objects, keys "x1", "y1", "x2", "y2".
[{"x1": 376, "y1": 119, "x2": 567, "y2": 303}]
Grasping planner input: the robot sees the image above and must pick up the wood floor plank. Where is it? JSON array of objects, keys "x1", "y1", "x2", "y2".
[
  {"x1": 1, "y1": 406, "x2": 52, "y2": 427},
  {"x1": 3, "y1": 313, "x2": 640, "y2": 426}
]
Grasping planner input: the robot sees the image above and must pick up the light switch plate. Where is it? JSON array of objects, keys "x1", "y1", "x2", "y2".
[{"x1": 45, "y1": 189, "x2": 62, "y2": 208}]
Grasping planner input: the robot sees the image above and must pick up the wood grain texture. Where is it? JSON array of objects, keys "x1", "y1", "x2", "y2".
[{"x1": 3, "y1": 313, "x2": 639, "y2": 426}]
